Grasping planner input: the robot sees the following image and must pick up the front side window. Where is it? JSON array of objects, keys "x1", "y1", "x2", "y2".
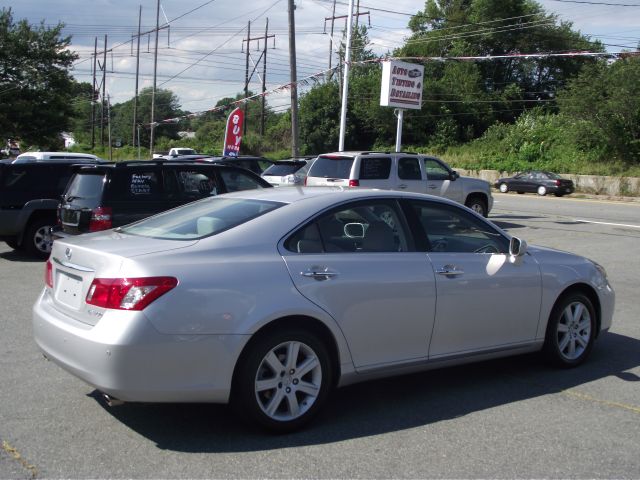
[
  {"x1": 286, "y1": 200, "x2": 408, "y2": 253},
  {"x1": 407, "y1": 200, "x2": 508, "y2": 254},
  {"x1": 120, "y1": 197, "x2": 283, "y2": 240},
  {"x1": 423, "y1": 158, "x2": 451, "y2": 181}
]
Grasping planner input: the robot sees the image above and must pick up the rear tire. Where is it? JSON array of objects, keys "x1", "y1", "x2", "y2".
[
  {"x1": 543, "y1": 293, "x2": 596, "y2": 368},
  {"x1": 24, "y1": 217, "x2": 55, "y2": 259},
  {"x1": 498, "y1": 183, "x2": 508, "y2": 193},
  {"x1": 233, "y1": 328, "x2": 333, "y2": 433},
  {"x1": 465, "y1": 196, "x2": 488, "y2": 217}
]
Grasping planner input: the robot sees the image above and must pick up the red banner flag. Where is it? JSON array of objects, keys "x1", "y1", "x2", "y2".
[{"x1": 222, "y1": 107, "x2": 244, "y2": 157}]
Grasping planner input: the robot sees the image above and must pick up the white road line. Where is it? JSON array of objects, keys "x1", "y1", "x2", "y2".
[{"x1": 574, "y1": 219, "x2": 640, "y2": 229}]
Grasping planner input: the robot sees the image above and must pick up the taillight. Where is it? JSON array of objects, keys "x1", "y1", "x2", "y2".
[
  {"x1": 555, "y1": 180, "x2": 561, "y2": 186},
  {"x1": 45, "y1": 260, "x2": 53, "y2": 288},
  {"x1": 89, "y1": 206, "x2": 113, "y2": 232},
  {"x1": 349, "y1": 179, "x2": 360, "y2": 187},
  {"x1": 304, "y1": 176, "x2": 308, "y2": 186},
  {"x1": 86, "y1": 277, "x2": 178, "y2": 311}
]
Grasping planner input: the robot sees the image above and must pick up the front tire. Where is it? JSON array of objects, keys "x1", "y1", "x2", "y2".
[
  {"x1": 234, "y1": 329, "x2": 333, "y2": 432},
  {"x1": 537, "y1": 185, "x2": 547, "y2": 196},
  {"x1": 465, "y1": 196, "x2": 488, "y2": 217},
  {"x1": 543, "y1": 293, "x2": 596, "y2": 368}
]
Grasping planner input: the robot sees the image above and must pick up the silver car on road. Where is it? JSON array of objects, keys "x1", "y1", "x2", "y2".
[{"x1": 33, "y1": 188, "x2": 615, "y2": 432}]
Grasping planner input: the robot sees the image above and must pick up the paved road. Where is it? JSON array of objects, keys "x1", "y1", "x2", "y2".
[{"x1": 1, "y1": 194, "x2": 639, "y2": 478}]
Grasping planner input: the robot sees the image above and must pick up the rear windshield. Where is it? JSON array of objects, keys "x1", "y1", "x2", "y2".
[
  {"x1": 262, "y1": 163, "x2": 304, "y2": 176},
  {"x1": 309, "y1": 156, "x2": 354, "y2": 179},
  {"x1": 119, "y1": 197, "x2": 284, "y2": 240},
  {"x1": 65, "y1": 173, "x2": 106, "y2": 204}
]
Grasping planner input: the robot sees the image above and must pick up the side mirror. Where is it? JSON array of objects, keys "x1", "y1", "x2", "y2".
[
  {"x1": 450, "y1": 170, "x2": 460, "y2": 181},
  {"x1": 344, "y1": 223, "x2": 365, "y2": 238},
  {"x1": 509, "y1": 237, "x2": 528, "y2": 257}
]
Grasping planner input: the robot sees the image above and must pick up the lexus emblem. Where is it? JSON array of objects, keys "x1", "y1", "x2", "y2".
[{"x1": 65, "y1": 248, "x2": 72, "y2": 260}]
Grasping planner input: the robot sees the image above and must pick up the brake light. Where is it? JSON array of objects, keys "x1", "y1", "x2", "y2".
[
  {"x1": 45, "y1": 260, "x2": 53, "y2": 288},
  {"x1": 304, "y1": 176, "x2": 308, "y2": 186},
  {"x1": 555, "y1": 180, "x2": 561, "y2": 186},
  {"x1": 349, "y1": 179, "x2": 360, "y2": 187},
  {"x1": 86, "y1": 277, "x2": 178, "y2": 311},
  {"x1": 89, "y1": 206, "x2": 113, "y2": 232}
]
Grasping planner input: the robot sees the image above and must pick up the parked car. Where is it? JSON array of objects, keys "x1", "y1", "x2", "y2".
[
  {"x1": 13, "y1": 152, "x2": 104, "y2": 164},
  {"x1": 305, "y1": 151, "x2": 493, "y2": 217},
  {"x1": 53, "y1": 160, "x2": 271, "y2": 239},
  {"x1": 261, "y1": 157, "x2": 316, "y2": 187},
  {"x1": 494, "y1": 171, "x2": 575, "y2": 197},
  {"x1": 33, "y1": 188, "x2": 614, "y2": 432},
  {"x1": 0, "y1": 162, "x2": 86, "y2": 258},
  {"x1": 206, "y1": 156, "x2": 275, "y2": 176}
]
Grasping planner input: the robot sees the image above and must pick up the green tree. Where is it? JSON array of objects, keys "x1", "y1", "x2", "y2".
[
  {"x1": 0, "y1": 8, "x2": 78, "y2": 147},
  {"x1": 109, "y1": 87, "x2": 183, "y2": 148},
  {"x1": 558, "y1": 56, "x2": 640, "y2": 164}
]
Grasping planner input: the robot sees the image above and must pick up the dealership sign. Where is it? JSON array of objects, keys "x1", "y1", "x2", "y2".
[
  {"x1": 379, "y1": 60, "x2": 424, "y2": 110},
  {"x1": 222, "y1": 107, "x2": 244, "y2": 156}
]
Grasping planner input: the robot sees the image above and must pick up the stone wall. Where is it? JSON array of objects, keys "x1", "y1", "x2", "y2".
[{"x1": 457, "y1": 169, "x2": 640, "y2": 197}]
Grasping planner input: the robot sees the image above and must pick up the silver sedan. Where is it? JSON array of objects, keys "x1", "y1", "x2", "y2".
[{"x1": 33, "y1": 188, "x2": 615, "y2": 432}]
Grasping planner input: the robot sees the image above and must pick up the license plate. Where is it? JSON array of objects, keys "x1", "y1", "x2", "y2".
[
  {"x1": 61, "y1": 211, "x2": 80, "y2": 227},
  {"x1": 55, "y1": 271, "x2": 83, "y2": 309}
]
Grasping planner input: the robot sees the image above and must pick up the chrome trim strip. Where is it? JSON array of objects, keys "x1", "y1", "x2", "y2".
[{"x1": 52, "y1": 256, "x2": 95, "y2": 272}]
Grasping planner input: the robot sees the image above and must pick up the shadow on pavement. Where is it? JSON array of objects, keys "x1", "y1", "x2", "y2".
[{"x1": 90, "y1": 331, "x2": 640, "y2": 452}]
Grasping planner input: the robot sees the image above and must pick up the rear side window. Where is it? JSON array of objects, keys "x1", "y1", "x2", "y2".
[
  {"x1": 2, "y1": 165, "x2": 73, "y2": 198},
  {"x1": 309, "y1": 156, "x2": 354, "y2": 179},
  {"x1": 398, "y1": 157, "x2": 422, "y2": 180},
  {"x1": 108, "y1": 169, "x2": 161, "y2": 200},
  {"x1": 359, "y1": 157, "x2": 391, "y2": 180},
  {"x1": 120, "y1": 197, "x2": 283, "y2": 240},
  {"x1": 164, "y1": 168, "x2": 219, "y2": 200}
]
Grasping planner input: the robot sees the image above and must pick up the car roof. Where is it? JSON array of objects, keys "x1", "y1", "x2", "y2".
[{"x1": 220, "y1": 186, "x2": 465, "y2": 210}]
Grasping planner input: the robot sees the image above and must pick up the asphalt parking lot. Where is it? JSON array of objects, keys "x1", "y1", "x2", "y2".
[{"x1": 1, "y1": 193, "x2": 639, "y2": 478}]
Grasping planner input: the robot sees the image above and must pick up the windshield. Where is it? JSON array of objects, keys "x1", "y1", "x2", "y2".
[{"x1": 120, "y1": 197, "x2": 284, "y2": 240}]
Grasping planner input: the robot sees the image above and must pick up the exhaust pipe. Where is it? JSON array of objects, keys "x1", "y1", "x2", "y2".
[{"x1": 102, "y1": 393, "x2": 125, "y2": 407}]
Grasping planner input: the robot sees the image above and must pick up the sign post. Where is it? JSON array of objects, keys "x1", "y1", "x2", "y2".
[
  {"x1": 223, "y1": 107, "x2": 244, "y2": 157},
  {"x1": 379, "y1": 60, "x2": 424, "y2": 152}
]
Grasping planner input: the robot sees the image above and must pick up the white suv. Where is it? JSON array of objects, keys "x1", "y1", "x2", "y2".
[{"x1": 305, "y1": 151, "x2": 493, "y2": 217}]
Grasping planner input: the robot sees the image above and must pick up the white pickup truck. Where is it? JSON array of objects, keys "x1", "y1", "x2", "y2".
[{"x1": 305, "y1": 151, "x2": 493, "y2": 217}]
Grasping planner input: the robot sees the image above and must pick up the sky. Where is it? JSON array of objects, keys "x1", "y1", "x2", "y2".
[{"x1": 3, "y1": 0, "x2": 639, "y2": 119}]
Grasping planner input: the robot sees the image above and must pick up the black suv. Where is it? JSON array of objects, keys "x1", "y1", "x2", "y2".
[
  {"x1": 0, "y1": 162, "x2": 82, "y2": 258},
  {"x1": 54, "y1": 161, "x2": 271, "y2": 239}
]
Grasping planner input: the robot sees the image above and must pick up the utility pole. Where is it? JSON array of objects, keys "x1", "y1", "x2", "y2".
[
  {"x1": 91, "y1": 37, "x2": 97, "y2": 149},
  {"x1": 149, "y1": 0, "x2": 161, "y2": 155},
  {"x1": 101, "y1": 34, "x2": 107, "y2": 148},
  {"x1": 107, "y1": 95, "x2": 113, "y2": 161},
  {"x1": 242, "y1": 21, "x2": 274, "y2": 137},
  {"x1": 132, "y1": 5, "x2": 142, "y2": 148},
  {"x1": 288, "y1": 0, "x2": 299, "y2": 157},
  {"x1": 338, "y1": 0, "x2": 354, "y2": 152},
  {"x1": 261, "y1": 19, "x2": 269, "y2": 136},
  {"x1": 328, "y1": 0, "x2": 336, "y2": 71},
  {"x1": 243, "y1": 21, "x2": 251, "y2": 136}
]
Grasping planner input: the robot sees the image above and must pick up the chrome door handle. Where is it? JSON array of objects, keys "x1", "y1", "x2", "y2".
[
  {"x1": 428, "y1": 185, "x2": 438, "y2": 189},
  {"x1": 397, "y1": 184, "x2": 408, "y2": 189},
  {"x1": 301, "y1": 268, "x2": 338, "y2": 281},
  {"x1": 435, "y1": 265, "x2": 464, "y2": 276}
]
